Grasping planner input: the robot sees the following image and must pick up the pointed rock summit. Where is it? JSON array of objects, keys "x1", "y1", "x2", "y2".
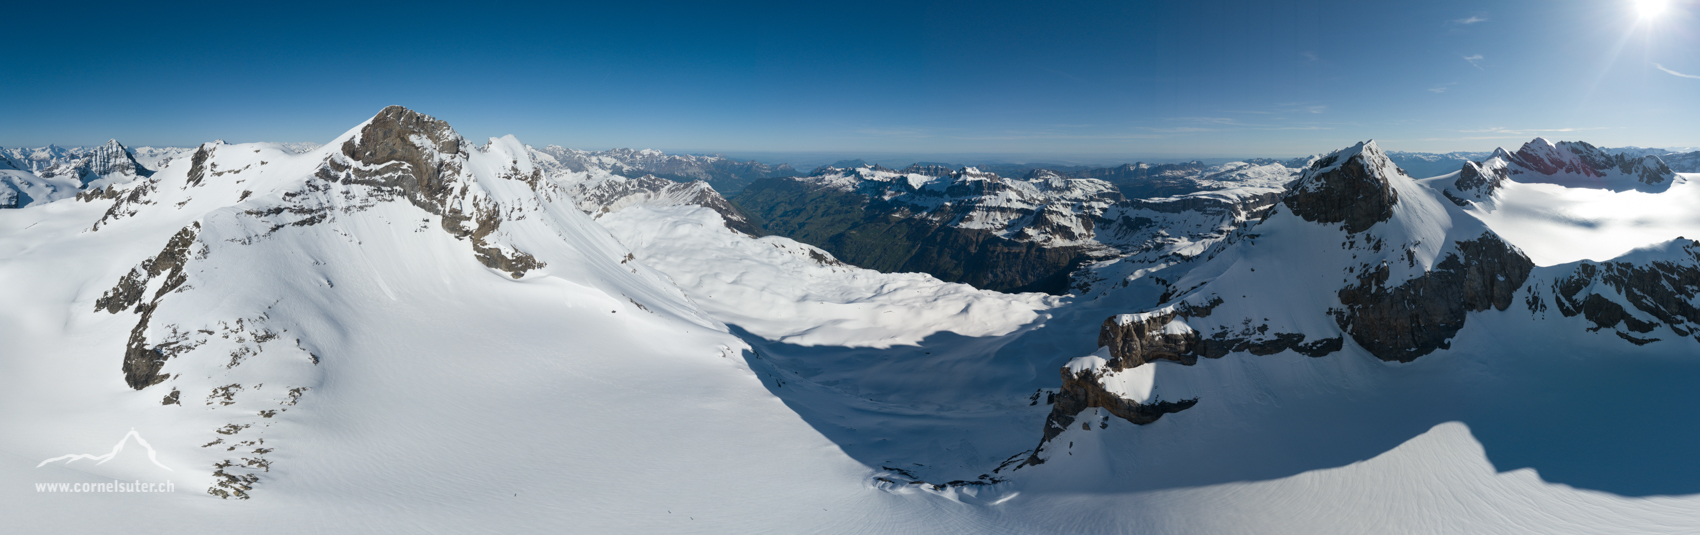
[
  {"x1": 322, "y1": 106, "x2": 543, "y2": 277},
  {"x1": 1282, "y1": 140, "x2": 1402, "y2": 233}
]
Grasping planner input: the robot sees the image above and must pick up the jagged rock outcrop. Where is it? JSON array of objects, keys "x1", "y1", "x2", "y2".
[
  {"x1": 1444, "y1": 155, "x2": 1510, "y2": 205},
  {"x1": 1096, "y1": 299, "x2": 1342, "y2": 368},
  {"x1": 1538, "y1": 239, "x2": 1700, "y2": 345},
  {"x1": 1283, "y1": 141, "x2": 1401, "y2": 233},
  {"x1": 1097, "y1": 310, "x2": 1201, "y2": 368},
  {"x1": 1025, "y1": 364, "x2": 1198, "y2": 464},
  {"x1": 1508, "y1": 138, "x2": 1675, "y2": 188},
  {"x1": 1447, "y1": 138, "x2": 1681, "y2": 202},
  {"x1": 98, "y1": 223, "x2": 203, "y2": 389},
  {"x1": 1335, "y1": 234, "x2": 1534, "y2": 362}
]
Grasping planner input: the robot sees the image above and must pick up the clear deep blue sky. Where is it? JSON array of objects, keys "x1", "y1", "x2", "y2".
[{"x1": 5, "y1": 0, "x2": 1696, "y2": 160}]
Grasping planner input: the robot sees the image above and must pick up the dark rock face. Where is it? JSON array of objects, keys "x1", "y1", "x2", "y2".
[
  {"x1": 90, "y1": 177, "x2": 159, "y2": 230},
  {"x1": 1025, "y1": 300, "x2": 1342, "y2": 465},
  {"x1": 1455, "y1": 160, "x2": 1503, "y2": 194},
  {"x1": 1096, "y1": 300, "x2": 1341, "y2": 369},
  {"x1": 338, "y1": 105, "x2": 465, "y2": 211},
  {"x1": 1024, "y1": 366, "x2": 1198, "y2": 465},
  {"x1": 1097, "y1": 311, "x2": 1200, "y2": 368},
  {"x1": 331, "y1": 106, "x2": 543, "y2": 278},
  {"x1": 1545, "y1": 242, "x2": 1700, "y2": 342},
  {"x1": 1282, "y1": 145, "x2": 1400, "y2": 234},
  {"x1": 185, "y1": 145, "x2": 211, "y2": 188},
  {"x1": 1335, "y1": 233, "x2": 1534, "y2": 362},
  {"x1": 97, "y1": 223, "x2": 202, "y2": 389}
]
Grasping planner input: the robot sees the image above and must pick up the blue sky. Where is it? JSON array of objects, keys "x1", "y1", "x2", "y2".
[{"x1": 5, "y1": 0, "x2": 1697, "y2": 160}]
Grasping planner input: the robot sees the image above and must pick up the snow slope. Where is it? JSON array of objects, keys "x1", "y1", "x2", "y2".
[
  {"x1": 583, "y1": 148, "x2": 1700, "y2": 532},
  {"x1": 9, "y1": 110, "x2": 1700, "y2": 534},
  {"x1": 601, "y1": 204, "x2": 1057, "y2": 348},
  {"x1": 0, "y1": 107, "x2": 1005, "y2": 533}
]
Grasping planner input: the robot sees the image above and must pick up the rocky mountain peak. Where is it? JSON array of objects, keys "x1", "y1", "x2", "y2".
[
  {"x1": 345, "y1": 106, "x2": 464, "y2": 160},
  {"x1": 84, "y1": 139, "x2": 150, "y2": 181},
  {"x1": 1023, "y1": 168, "x2": 1064, "y2": 180},
  {"x1": 953, "y1": 166, "x2": 999, "y2": 180},
  {"x1": 1504, "y1": 138, "x2": 1676, "y2": 189},
  {"x1": 1281, "y1": 140, "x2": 1402, "y2": 233},
  {"x1": 900, "y1": 163, "x2": 957, "y2": 177},
  {"x1": 322, "y1": 106, "x2": 543, "y2": 278},
  {"x1": 335, "y1": 106, "x2": 469, "y2": 210}
]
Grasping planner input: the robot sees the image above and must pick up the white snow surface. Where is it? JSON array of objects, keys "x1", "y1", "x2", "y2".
[
  {"x1": 1448, "y1": 172, "x2": 1700, "y2": 265},
  {"x1": 8, "y1": 117, "x2": 1700, "y2": 534},
  {"x1": 600, "y1": 204, "x2": 1057, "y2": 347}
]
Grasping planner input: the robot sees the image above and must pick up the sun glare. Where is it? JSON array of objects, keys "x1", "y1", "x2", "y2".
[{"x1": 1635, "y1": 0, "x2": 1669, "y2": 19}]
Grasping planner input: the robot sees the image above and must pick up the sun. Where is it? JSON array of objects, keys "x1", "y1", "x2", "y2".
[{"x1": 1635, "y1": 0, "x2": 1670, "y2": 18}]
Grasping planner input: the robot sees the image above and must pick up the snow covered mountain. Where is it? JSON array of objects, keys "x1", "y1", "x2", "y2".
[
  {"x1": 733, "y1": 160, "x2": 1300, "y2": 293},
  {"x1": 8, "y1": 107, "x2": 1700, "y2": 533},
  {"x1": 2, "y1": 107, "x2": 940, "y2": 532},
  {"x1": 1462, "y1": 137, "x2": 1677, "y2": 192},
  {"x1": 0, "y1": 140, "x2": 158, "y2": 207},
  {"x1": 1659, "y1": 150, "x2": 1700, "y2": 173},
  {"x1": 1025, "y1": 139, "x2": 1700, "y2": 495},
  {"x1": 528, "y1": 145, "x2": 796, "y2": 194},
  {"x1": 0, "y1": 142, "x2": 322, "y2": 208},
  {"x1": 583, "y1": 135, "x2": 1700, "y2": 531},
  {"x1": 562, "y1": 171, "x2": 760, "y2": 235}
]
